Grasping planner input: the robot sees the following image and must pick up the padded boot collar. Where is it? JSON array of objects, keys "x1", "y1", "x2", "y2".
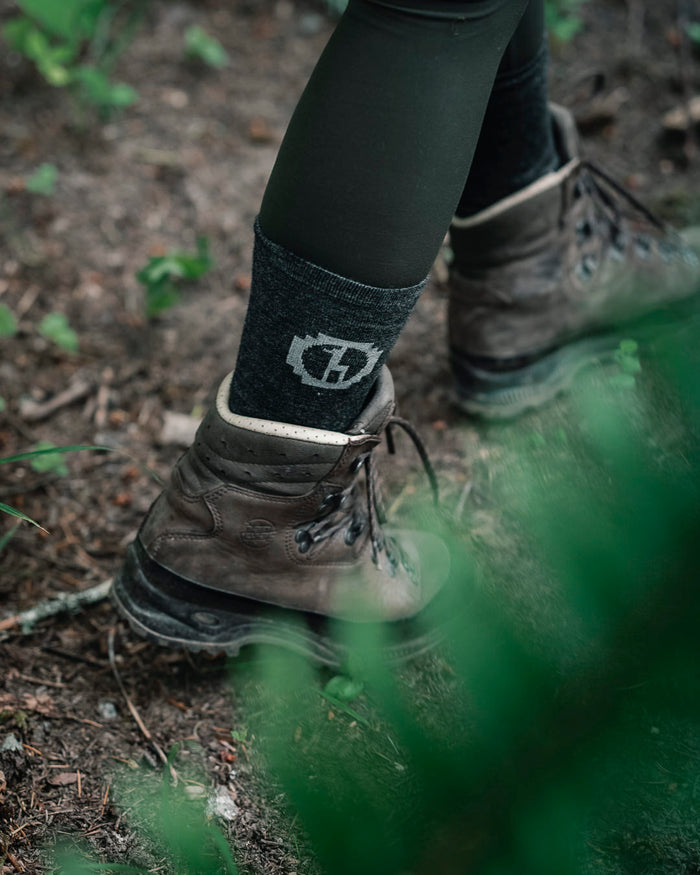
[
  {"x1": 451, "y1": 103, "x2": 580, "y2": 230},
  {"x1": 216, "y1": 366, "x2": 394, "y2": 445}
]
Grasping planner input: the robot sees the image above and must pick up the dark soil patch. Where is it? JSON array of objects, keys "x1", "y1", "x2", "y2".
[{"x1": 1, "y1": 0, "x2": 700, "y2": 872}]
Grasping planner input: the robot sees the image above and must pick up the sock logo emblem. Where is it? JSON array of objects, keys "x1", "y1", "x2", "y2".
[{"x1": 286, "y1": 333, "x2": 381, "y2": 390}]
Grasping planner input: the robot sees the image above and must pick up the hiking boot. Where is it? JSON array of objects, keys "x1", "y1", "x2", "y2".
[
  {"x1": 112, "y1": 367, "x2": 450, "y2": 666},
  {"x1": 448, "y1": 104, "x2": 700, "y2": 418}
]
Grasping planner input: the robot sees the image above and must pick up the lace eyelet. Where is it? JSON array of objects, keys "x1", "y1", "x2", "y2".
[
  {"x1": 576, "y1": 218, "x2": 593, "y2": 244},
  {"x1": 349, "y1": 456, "x2": 364, "y2": 474},
  {"x1": 344, "y1": 519, "x2": 365, "y2": 546},
  {"x1": 574, "y1": 254, "x2": 598, "y2": 282}
]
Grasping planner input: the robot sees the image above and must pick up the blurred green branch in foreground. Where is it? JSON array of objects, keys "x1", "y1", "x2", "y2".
[{"x1": 52, "y1": 309, "x2": 700, "y2": 874}]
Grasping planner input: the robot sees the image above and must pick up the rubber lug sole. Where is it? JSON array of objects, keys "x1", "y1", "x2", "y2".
[
  {"x1": 111, "y1": 541, "x2": 442, "y2": 668},
  {"x1": 452, "y1": 295, "x2": 700, "y2": 420}
]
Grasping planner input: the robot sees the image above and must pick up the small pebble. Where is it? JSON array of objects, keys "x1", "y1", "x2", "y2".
[
  {"x1": 206, "y1": 785, "x2": 239, "y2": 822},
  {"x1": 97, "y1": 701, "x2": 118, "y2": 721},
  {"x1": 1, "y1": 734, "x2": 23, "y2": 753},
  {"x1": 298, "y1": 12, "x2": 322, "y2": 35}
]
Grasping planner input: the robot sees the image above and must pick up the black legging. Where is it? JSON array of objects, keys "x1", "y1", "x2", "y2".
[{"x1": 259, "y1": 0, "x2": 542, "y2": 288}]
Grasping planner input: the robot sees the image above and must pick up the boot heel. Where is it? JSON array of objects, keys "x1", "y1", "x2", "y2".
[{"x1": 451, "y1": 335, "x2": 621, "y2": 419}]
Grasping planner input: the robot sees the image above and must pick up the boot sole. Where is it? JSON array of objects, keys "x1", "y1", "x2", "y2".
[
  {"x1": 452, "y1": 296, "x2": 700, "y2": 420},
  {"x1": 112, "y1": 541, "x2": 442, "y2": 668}
]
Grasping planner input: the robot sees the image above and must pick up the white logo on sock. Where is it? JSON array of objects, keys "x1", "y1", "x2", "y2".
[{"x1": 286, "y1": 333, "x2": 382, "y2": 390}]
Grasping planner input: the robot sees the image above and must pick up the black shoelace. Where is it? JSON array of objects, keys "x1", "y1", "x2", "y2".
[{"x1": 294, "y1": 415, "x2": 439, "y2": 575}]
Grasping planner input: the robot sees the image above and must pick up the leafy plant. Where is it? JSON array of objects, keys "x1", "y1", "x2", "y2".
[
  {"x1": 26, "y1": 162, "x2": 57, "y2": 195},
  {"x1": 184, "y1": 26, "x2": 229, "y2": 69},
  {"x1": 137, "y1": 237, "x2": 213, "y2": 318},
  {"x1": 2, "y1": 0, "x2": 143, "y2": 113},
  {"x1": 38, "y1": 312, "x2": 79, "y2": 353}
]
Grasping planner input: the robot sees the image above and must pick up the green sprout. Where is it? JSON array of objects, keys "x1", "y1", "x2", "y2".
[
  {"x1": 26, "y1": 162, "x2": 57, "y2": 195},
  {"x1": 38, "y1": 312, "x2": 79, "y2": 353},
  {"x1": 184, "y1": 26, "x2": 229, "y2": 69},
  {"x1": 137, "y1": 237, "x2": 213, "y2": 318}
]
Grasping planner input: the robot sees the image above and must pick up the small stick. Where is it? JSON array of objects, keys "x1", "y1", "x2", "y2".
[
  {"x1": 77, "y1": 770, "x2": 81, "y2": 798},
  {"x1": 18, "y1": 674, "x2": 65, "y2": 689},
  {"x1": 0, "y1": 579, "x2": 112, "y2": 638},
  {"x1": 107, "y1": 628, "x2": 178, "y2": 784},
  {"x1": 5, "y1": 849, "x2": 24, "y2": 872},
  {"x1": 20, "y1": 379, "x2": 93, "y2": 423},
  {"x1": 453, "y1": 478, "x2": 473, "y2": 522}
]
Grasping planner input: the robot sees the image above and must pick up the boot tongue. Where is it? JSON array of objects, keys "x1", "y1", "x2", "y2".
[{"x1": 347, "y1": 366, "x2": 394, "y2": 435}]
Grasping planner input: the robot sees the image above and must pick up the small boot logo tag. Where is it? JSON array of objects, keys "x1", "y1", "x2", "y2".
[
  {"x1": 240, "y1": 519, "x2": 276, "y2": 549},
  {"x1": 286, "y1": 333, "x2": 381, "y2": 390}
]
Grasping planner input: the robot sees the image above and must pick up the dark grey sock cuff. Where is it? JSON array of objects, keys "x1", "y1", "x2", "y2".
[
  {"x1": 252, "y1": 218, "x2": 426, "y2": 315},
  {"x1": 228, "y1": 220, "x2": 426, "y2": 430}
]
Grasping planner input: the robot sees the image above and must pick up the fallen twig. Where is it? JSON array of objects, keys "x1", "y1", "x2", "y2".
[
  {"x1": 20, "y1": 378, "x2": 93, "y2": 422},
  {"x1": 0, "y1": 579, "x2": 112, "y2": 638},
  {"x1": 107, "y1": 627, "x2": 178, "y2": 784}
]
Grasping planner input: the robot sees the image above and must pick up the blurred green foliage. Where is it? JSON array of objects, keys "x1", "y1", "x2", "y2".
[
  {"x1": 137, "y1": 237, "x2": 213, "y2": 318},
  {"x1": 26, "y1": 162, "x2": 57, "y2": 195},
  {"x1": 2, "y1": 0, "x2": 142, "y2": 112},
  {"x1": 38, "y1": 312, "x2": 79, "y2": 353},
  {"x1": 48, "y1": 312, "x2": 700, "y2": 874},
  {"x1": 185, "y1": 25, "x2": 229, "y2": 69}
]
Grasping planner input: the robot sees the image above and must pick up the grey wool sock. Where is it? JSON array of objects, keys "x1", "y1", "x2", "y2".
[{"x1": 228, "y1": 220, "x2": 425, "y2": 432}]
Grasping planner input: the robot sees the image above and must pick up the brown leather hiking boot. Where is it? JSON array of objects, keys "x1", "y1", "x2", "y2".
[
  {"x1": 112, "y1": 367, "x2": 450, "y2": 666},
  {"x1": 448, "y1": 104, "x2": 700, "y2": 418}
]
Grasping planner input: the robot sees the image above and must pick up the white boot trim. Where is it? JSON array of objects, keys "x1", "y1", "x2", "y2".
[
  {"x1": 451, "y1": 158, "x2": 580, "y2": 229},
  {"x1": 216, "y1": 372, "x2": 364, "y2": 446}
]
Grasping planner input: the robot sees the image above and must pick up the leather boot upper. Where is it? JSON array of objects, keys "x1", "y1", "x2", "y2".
[
  {"x1": 138, "y1": 368, "x2": 449, "y2": 621},
  {"x1": 448, "y1": 104, "x2": 700, "y2": 363}
]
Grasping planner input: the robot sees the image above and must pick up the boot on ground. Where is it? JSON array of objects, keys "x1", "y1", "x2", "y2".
[
  {"x1": 112, "y1": 367, "x2": 450, "y2": 666},
  {"x1": 448, "y1": 104, "x2": 700, "y2": 418}
]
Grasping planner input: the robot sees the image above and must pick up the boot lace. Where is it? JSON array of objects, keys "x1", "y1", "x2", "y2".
[
  {"x1": 294, "y1": 415, "x2": 439, "y2": 578},
  {"x1": 567, "y1": 159, "x2": 697, "y2": 274}
]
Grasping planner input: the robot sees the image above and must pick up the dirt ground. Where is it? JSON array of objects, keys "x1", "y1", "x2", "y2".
[{"x1": 1, "y1": 0, "x2": 700, "y2": 872}]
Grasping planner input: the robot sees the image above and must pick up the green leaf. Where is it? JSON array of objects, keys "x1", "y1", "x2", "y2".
[
  {"x1": 137, "y1": 239, "x2": 212, "y2": 318},
  {"x1": 0, "y1": 444, "x2": 110, "y2": 466},
  {"x1": 0, "y1": 398, "x2": 5, "y2": 412},
  {"x1": 0, "y1": 304, "x2": 17, "y2": 337},
  {"x1": 145, "y1": 279, "x2": 180, "y2": 318},
  {"x1": 619, "y1": 339, "x2": 639, "y2": 355},
  {"x1": 184, "y1": 26, "x2": 229, "y2": 69},
  {"x1": 0, "y1": 501, "x2": 44, "y2": 530},
  {"x1": 26, "y1": 163, "x2": 57, "y2": 195},
  {"x1": 2, "y1": 16, "x2": 34, "y2": 52},
  {"x1": 73, "y1": 66, "x2": 138, "y2": 109},
  {"x1": 29, "y1": 441, "x2": 69, "y2": 476},
  {"x1": 323, "y1": 675, "x2": 364, "y2": 702},
  {"x1": 38, "y1": 312, "x2": 79, "y2": 353},
  {"x1": 14, "y1": 0, "x2": 106, "y2": 41}
]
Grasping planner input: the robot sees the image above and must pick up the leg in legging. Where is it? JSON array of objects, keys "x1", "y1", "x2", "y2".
[
  {"x1": 228, "y1": 0, "x2": 528, "y2": 432},
  {"x1": 456, "y1": 0, "x2": 557, "y2": 217}
]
